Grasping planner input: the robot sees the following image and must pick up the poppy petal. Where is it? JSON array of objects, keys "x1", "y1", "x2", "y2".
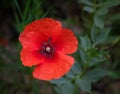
[
  {"x1": 33, "y1": 52, "x2": 74, "y2": 80},
  {"x1": 19, "y1": 18, "x2": 62, "y2": 50},
  {"x1": 54, "y1": 28, "x2": 78, "y2": 54},
  {"x1": 19, "y1": 31, "x2": 42, "y2": 51},
  {"x1": 20, "y1": 49, "x2": 44, "y2": 67}
]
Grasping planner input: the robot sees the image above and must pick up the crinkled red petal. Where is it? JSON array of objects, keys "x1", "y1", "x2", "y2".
[
  {"x1": 54, "y1": 28, "x2": 78, "y2": 54},
  {"x1": 20, "y1": 49, "x2": 45, "y2": 67},
  {"x1": 33, "y1": 52, "x2": 74, "y2": 80},
  {"x1": 19, "y1": 18, "x2": 62, "y2": 51}
]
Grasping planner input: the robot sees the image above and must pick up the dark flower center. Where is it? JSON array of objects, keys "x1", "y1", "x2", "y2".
[{"x1": 40, "y1": 37, "x2": 55, "y2": 58}]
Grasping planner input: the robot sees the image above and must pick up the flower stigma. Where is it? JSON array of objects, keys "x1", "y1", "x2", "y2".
[
  {"x1": 40, "y1": 37, "x2": 55, "y2": 58},
  {"x1": 46, "y1": 46, "x2": 51, "y2": 53}
]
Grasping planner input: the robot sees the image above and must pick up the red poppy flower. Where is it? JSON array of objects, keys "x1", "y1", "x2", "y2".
[{"x1": 19, "y1": 18, "x2": 78, "y2": 81}]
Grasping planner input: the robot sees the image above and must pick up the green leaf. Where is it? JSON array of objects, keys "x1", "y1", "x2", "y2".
[
  {"x1": 99, "y1": 0, "x2": 120, "y2": 8},
  {"x1": 54, "y1": 82, "x2": 74, "y2": 94},
  {"x1": 83, "y1": 68, "x2": 109, "y2": 82},
  {"x1": 94, "y1": 28, "x2": 110, "y2": 45},
  {"x1": 72, "y1": 61, "x2": 82, "y2": 74},
  {"x1": 80, "y1": 36, "x2": 92, "y2": 51},
  {"x1": 65, "y1": 70, "x2": 75, "y2": 79},
  {"x1": 79, "y1": 50, "x2": 88, "y2": 63},
  {"x1": 76, "y1": 78, "x2": 91, "y2": 92},
  {"x1": 78, "y1": 0, "x2": 93, "y2": 6},
  {"x1": 62, "y1": 82, "x2": 74, "y2": 94},
  {"x1": 52, "y1": 78, "x2": 75, "y2": 94},
  {"x1": 94, "y1": 14, "x2": 104, "y2": 29},
  {"x1": 91, "y1": 25, "x2": 98, "y2": 42},
  {"x1": 97, "y1": 8, "x2": 108, "y2": 15},
  {"x1": 22, "y1": 0, "x2": 31, "y2": 21},
  {"x1": 14, "y1": 0, "x2": 23, "y2": 18},
  {"x1": 54, "y1": 86, "x2": 62, "y2": 94},
  {"x1": 83, "y1": 6, "x2": 95, "y2": 13},
  {"x1": 89, "y1": 54, "x2": 105, "y2": 66},
  {"x1": 50, "y1": 78, "x2": 68, "y2": 85}
]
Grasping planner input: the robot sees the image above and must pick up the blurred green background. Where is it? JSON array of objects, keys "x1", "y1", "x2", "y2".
[{"x1": 0, "y1": 0, "x2": 120, "y2": 94}]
